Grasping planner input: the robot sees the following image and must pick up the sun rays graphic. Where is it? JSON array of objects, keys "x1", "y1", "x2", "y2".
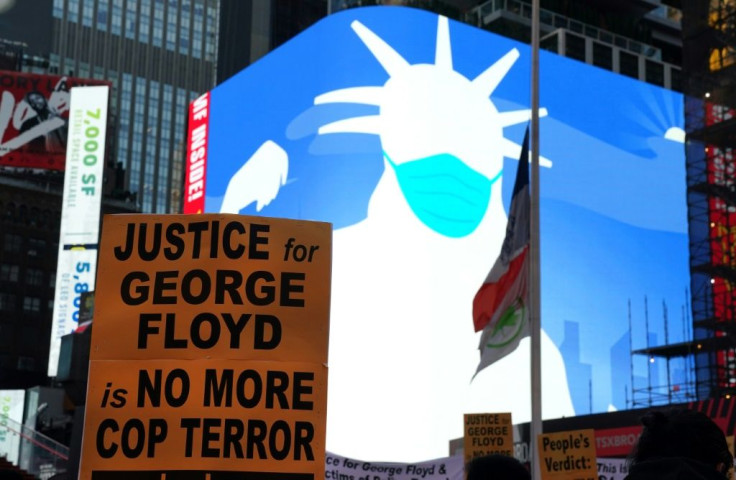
[{"x1": 314, "y1": 15, "x2": 551, "y2": 184}]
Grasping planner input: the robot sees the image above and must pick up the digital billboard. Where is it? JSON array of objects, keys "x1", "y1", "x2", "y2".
[
  {"x1": 186, "y1": 7, "x2": 689, "y2": 462},
  {"x1": 0, "y1": 71, "x2": 109, "y2": 170}
]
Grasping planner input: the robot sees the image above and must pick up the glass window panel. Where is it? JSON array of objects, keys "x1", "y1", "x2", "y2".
[{"x1": 619, "y1": 51, "x2": 639, "y2": 79}]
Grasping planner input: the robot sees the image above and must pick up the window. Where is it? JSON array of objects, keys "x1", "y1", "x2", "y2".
[
  {"x1": 0, "y1": 264, "x2": 19, "y2": 282},
  {"x1": 112, "y1": 0, "x2": 123, "y2": 35},
  {"x1": 0, "y1": 324, "x2": 11, "y2": 347},
  {"x1": 541, "y1": 31, "x2": 559, "y2": 54},
  {"x1": 82, "y1": 0, "x2": 94, "y2": 27},
  {"x1": 167, "y1": 1, "x2": 178, "y2": 50},
  {"x1": 97, "y1": 0, "x2": 110, "y2": 30},
  {"x1": 3, "y1": 233, "x2": 22, "y2": 253},
  {"x1": 53, "y1": 0, "x2": 64, "y2": 18},
  {"x1": 592, "y1": 42, "x2": 612, "y2": 70},
  {"x1": 139, "y1": 0, "x2": 151, "y2": 43},
  {"x1": 670, "y1": 67, "x2": 681, "y2": 92},
  {"x1": 0, "y1": 293, "x2": 16, "y2": 311},
  {"x1": 27, "y1": 238, "x2": 46, "y2": 257},
  {"x1": 565, "y1": 33, "x2": 586, "y2": 62},
  {"x1": 619, "y1": 51, "x2": 639, "y2": 80},
  {"x1": 23, "y1": 297, "x2": 41, "y2": 313},
  {"x1": 17, "y1": 357, "x2": 35, "y2": 372},
  {"x1": 709, "y1": 47, "x2": 736, "y2": 72},
  {"x1": 69, "y1": 0, "x2": 80, "y2": 22},
  {"x1": 26, "y1": 268, "x2": 44, "y2": 287},
  {"x1": 645, "y1": 60, "x2": 664, "y2": 86},
  {"x1": 125, "y1": 0, "x2": 138, "y2": 40}
]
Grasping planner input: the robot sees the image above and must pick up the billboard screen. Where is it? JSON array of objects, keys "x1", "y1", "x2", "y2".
[
  {"x1": 0, "y1": 71, "x2": 109, "y2": 170},
  {"x1": 186, "y1": 7, "x2": 688, "y2": 462}
]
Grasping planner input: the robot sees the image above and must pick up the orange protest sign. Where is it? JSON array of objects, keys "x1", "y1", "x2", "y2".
[
  {"x1": 463, "y1": 413, "x2": 513, "y2": 465},
  {"x1": 89, "y1": 215, "x2": 330, "y2": 363},
  {"x1": 537, "y1": 429, "x2": 597, "y2": 480},
  {"x1": 80, "y1": 214, "x2": 331, "y2": 479}
]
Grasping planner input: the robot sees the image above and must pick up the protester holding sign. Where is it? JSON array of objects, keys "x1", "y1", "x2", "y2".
[{"x1": 624, "y1": 408, "x2": 732, "y2": 480}]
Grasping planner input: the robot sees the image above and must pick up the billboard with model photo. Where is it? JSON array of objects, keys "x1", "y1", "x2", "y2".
[{"x1": 0, "y1": 71, "x2": 109, "y2": 170}]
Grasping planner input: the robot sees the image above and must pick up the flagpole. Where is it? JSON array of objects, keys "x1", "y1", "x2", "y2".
[{"x1": 529, "y1": 0, "x2": 543, "y2": 478}]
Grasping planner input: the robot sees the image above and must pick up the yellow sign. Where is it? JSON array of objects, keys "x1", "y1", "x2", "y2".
[
  {"x1": 537, "y1": 429, "x2": 597, "y2": 480},
  {"x1": 80, "y1": 214, "x2": 332, "y2": 479},
  {"x1": 463, "y1": 413, "x2": 513, "y2": 464}
]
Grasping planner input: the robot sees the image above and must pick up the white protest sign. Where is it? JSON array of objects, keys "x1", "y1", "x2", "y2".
[{"x1": 325, "y1": 452, "x2": 464, "y2": 480}]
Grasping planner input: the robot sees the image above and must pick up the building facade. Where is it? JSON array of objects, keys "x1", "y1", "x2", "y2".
[
  {"x1": 217, "y1": 0, "x2": 328, "y2": 84},
  {"x1": 0, "y1": 169, "x2": 134, "y2": 390},
  {"x1": 47, "y1": 0, "x2": 219, "y2": 213},
  {"x1": 0, "y1": 0, "x2": 219, "y2": 390},
  {"x1": 681, "y1": 0, "x2": 736, "y2": 399},
  {"x1": 467, "y1": 0, "x2": 682, "y2": 89}
]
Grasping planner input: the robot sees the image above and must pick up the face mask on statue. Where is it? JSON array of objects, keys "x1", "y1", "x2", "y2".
[{"x1": 385, "y1": 151, "x2": 502, "y2": 238}]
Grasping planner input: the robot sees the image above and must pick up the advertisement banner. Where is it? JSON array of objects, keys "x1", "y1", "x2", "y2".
[
  {"x1": 0, "y1": 390, "x2": 25, "y2": 465},
  {"x1": 80, "y1": 214, "x2": 332, "y2": 479},
  {"x1": 537, "y1": 429, "x2": 597, "y2": 480},
  {"x1": 47, "y1": 85, "x2": 110, "y2": 376},
  {"x1": 464, "y1": 413, "x2": 513, "y2": 464},
  {"x1": 184, "y1": 92, "x2": 209, "y2": 214},
  {"x1": 0, "y1": 71, "x2": 109, "y2": 170},
  {"x1": 594, "y1": 426, "x2": 642, "y2": 457}
]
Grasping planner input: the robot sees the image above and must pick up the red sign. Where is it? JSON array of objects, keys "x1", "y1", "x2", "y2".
[
  {"x1": 594, "y1": 426, "x2": 642, "y2": 457},
  {"x1": 0, "y1": 70, "x2": 109, "y2": 170},
  {"x1": 184, "y1": 92, "x2": 209, "y2": 214}
]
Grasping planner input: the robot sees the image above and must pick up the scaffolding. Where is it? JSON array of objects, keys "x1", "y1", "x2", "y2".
[{"x1": 630, "y1": 0, "x2": 736, "y2": 406}]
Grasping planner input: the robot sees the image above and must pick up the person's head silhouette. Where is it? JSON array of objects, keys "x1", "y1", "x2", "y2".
[
  {"x1": 466, "y1": 454, "x2": 530, "y2": 480},
  {"x1": 626, "y1": 408, "x2": 732, "y2": 479}
]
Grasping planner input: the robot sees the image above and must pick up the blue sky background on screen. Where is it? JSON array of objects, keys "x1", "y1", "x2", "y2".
[{"x1": 202, "y1": 6, "x2": 688, "y2": 462}]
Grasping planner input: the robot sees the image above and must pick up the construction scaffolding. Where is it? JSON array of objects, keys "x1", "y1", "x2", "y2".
[{"x1": 631, "y1": 0, "x2": 736, "y2": 406}]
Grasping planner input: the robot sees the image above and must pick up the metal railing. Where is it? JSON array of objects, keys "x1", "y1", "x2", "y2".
[
  {"x1": 0, "y1": 416, "x2": 69, "y2": 480},
  {"x1": 468, "y1": 0, "x2": 663, "y2": 61}
]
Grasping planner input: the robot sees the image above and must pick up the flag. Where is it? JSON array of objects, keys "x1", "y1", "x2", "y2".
[{"x1": 472, "y1": 127, "x2": 530, "y2": 376}]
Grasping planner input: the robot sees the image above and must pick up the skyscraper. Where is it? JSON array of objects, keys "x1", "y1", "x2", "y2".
[
  {"x1": 0, "y1": 0, "x2": 219, "y2": 390},
  {"x1": 217, "y1": 0, "x2": 328, "y2": 84},
  {"x1": 47, "y1": 0, "x2": 219, "y2": 213}
]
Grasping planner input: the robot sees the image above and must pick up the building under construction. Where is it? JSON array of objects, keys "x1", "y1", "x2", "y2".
[{"x1": 633, "y1": 0, "x2": 736, "y2": 405}]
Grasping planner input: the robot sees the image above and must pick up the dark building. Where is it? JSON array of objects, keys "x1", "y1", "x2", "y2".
[
  {"x1": 582, "y1": 0, "x2": 736, "y2": 406},
  {"x1": 0, "y1": 169, "x2": 135, "y2": 391},
  {"x1": 48, "y1": 0, "x2": 219, "y2": 213},
  {"x1": 467, "y1": 0, "x2": 683, "y2": 90},
  {"x1": 681, "y1": 0, "x2": 736, "y2": 399},
  {"x1": 0, "y1": 0, "x2": 219, "y2": 213},
  {"x1": 0, "y1": 0, "x2": 219, "y2": 390},
  {"x1": 217, "y1": 0, "x2": 328, "y2": 84},
  {"x1": 0, "y1": 0, "x2": 220, "y2": 391},
  {"x1": 329, "y1": 1, "x2": 683, "y2": 90}
]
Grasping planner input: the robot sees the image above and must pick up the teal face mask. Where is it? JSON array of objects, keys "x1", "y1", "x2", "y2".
[{"x1": 385, "y1": 151, "x2": 502, "y2": 238}]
